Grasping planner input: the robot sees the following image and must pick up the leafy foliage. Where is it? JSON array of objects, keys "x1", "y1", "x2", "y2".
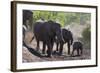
[
  {"x1": 32, "y1": 11, "x2": 91, "y2": 27},
  {"x1": 81, "y1": 27, "x2": 91, "y2": 49},
  {"x1": 82, "y1": 27, "x2": 91, "y2": 41}
]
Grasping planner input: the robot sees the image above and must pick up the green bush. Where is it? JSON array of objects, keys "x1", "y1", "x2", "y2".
[
  {"x1": 82, "y1": 27, "x2": 91, "y2": 41},
  {"x1": 82, "y1": 27, "x2": 91, "y2": 49}
]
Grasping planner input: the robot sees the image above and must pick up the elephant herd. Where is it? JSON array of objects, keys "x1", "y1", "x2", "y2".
[{"x1": 23, "y1": 10, "x2": 83, "y2": 58}]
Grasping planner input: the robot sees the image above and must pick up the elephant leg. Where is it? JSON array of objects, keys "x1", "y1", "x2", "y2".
[
  {"x1": 59, "y1": 43, "x2": 64, "y2": 55},
  {"x1": 77, "y1": 49, "x2": 80, "y2": 56},
  {"x1": 80, "y1": 48, "x2": 83, "y2": 55},
  {"x1": 46, "y1": 42, "x2": 52, "y2": 57},
  {"x1": 71, "y1": 49, "x2": 75, "y2": 56},
  {"x1": 42, "y1": 42, "x2": 46, "y2": 54},
  {"x1": 51, "y1": 40, "x2": 54, "y2": 49},
  {"x1": 36, "y1": 39, "x2": 40, "y2": 51},
  {"x1": 68, "y1": 42, "x2": 70, "y2": 55},
  {"x1": 56, "y1": 42, "x2": 59, "y2": 51}
]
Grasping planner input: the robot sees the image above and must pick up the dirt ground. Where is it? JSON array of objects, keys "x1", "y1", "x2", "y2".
[{"x1": 22, "y1": 31, "x2": 91, "y2": 63}]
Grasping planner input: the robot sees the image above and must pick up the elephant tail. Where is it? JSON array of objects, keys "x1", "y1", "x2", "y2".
[{"x1": 30, "y1": 36, "x2": 34, "y2": 43}]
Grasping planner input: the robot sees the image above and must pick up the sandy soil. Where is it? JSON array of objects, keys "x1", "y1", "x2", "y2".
[{"x1": 22, "y1": 31, "x2": 91, "y2": 63}]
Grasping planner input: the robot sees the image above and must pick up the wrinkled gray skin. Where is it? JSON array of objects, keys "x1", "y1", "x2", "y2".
[
  {"x1": 71, "y1": 41, "x2": 83, "y2": 56},
  {"x1": 33, "y1": 20, "x2": 63, "y2": 57},
  {"x1": 54, "y1": 29, "x2": 73, "y2": 55}
]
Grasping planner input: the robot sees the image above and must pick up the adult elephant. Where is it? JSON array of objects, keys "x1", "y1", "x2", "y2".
[
  {"x1": 54, "y1": 28, "x2": 73, "y2": 55},
  {"x1": 33, "y1": 20, "x2": 63, "y2": 57}
]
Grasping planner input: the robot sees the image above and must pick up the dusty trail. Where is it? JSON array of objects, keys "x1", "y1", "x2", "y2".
[{"x1": 22, "y1": 26, "x2": 91, "y2": 63}]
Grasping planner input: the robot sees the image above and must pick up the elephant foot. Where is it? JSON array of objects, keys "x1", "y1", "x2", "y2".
[
  {"x1": 70, "y1": 54, "x2": 75, "y2": 57},
  {"x1": 76, "y1": 54, "x2": 81, "y2": 56},
  {"x1": 42, "y1": 51, "x2": 46, "y2": 54},
  {"x1": 68, "y1": 51, "x2": 71, "y2": 55},
  {"x1": 36, "y1": 47, "x2": 40, "y2": 51},
  {"x1": 68, "y1": 53, "x2": 70, "y2": 55},
  {"x1": 55, "y1": 52, "x2": 62, "y2": 56},
  {"x1": 45, "y1": 54, "x2": 52, "y2": 58},
  {"x1": 41, "y1": 53, "x2": 46, "y2": 57},
  {"x1": 52, "y1": 50, "x2": 58, "y2": 55},
  {"x1": 71, "y1": 54, "x2": 81, "y2": 57},
  {"x1": 57, "y1": 51, "x2": 63, "y2": 56}
]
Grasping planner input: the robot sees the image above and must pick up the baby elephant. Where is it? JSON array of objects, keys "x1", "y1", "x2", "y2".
[{"x1": 71, "y1": 41, "x2": 83, "y2": 56}]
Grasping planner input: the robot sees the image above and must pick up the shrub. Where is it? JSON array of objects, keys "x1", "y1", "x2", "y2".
[{"x1": 81, "y1": 27, "x2": 91, "y2": 49}]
